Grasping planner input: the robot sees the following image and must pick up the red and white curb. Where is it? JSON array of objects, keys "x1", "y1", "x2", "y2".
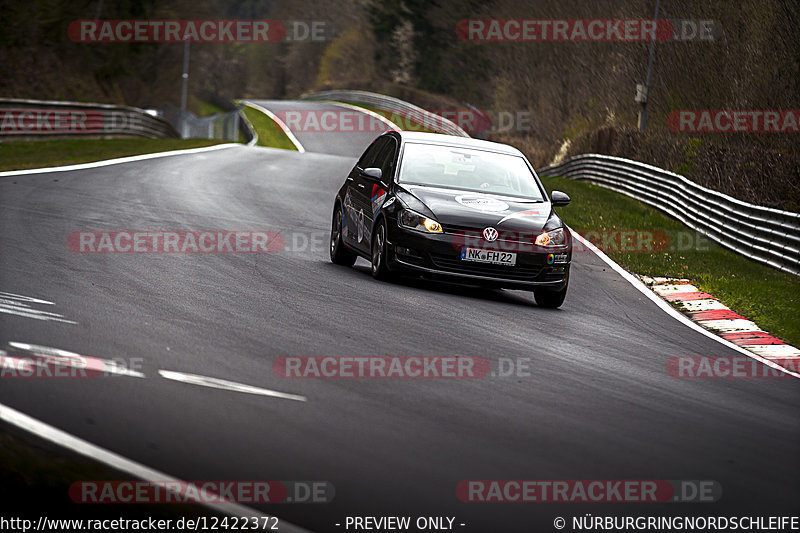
[{"x1": 641, "y1": 277, "x2": 800, "y2": 374}]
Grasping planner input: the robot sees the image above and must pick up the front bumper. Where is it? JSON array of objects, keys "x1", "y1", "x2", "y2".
[{"x1": 386, "y1": 222, "x2": 570, "y2": 291}]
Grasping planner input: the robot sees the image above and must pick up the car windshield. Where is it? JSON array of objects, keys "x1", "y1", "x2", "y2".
[{"x1": 397, "y1": 142, "x2": 545, "y2": 201}]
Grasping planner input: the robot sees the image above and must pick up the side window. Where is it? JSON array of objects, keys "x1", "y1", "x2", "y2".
[
  {"x1": 375, "y1": 138, "x2": 398, "y2": 182},
  {"x1": 357, "y1": 138, "x2": 388, "y2": 169}
]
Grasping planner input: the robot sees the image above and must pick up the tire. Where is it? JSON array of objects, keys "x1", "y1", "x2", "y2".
[
  {"x1": 371, "y1": 219, "x2": 393, "y2": 281},
  {"x1": 534, "y1": 283, "x2": 568, "y2": 309},
  {"x1": 330, "y1": 204, "x2": 357, "y2": 266}
]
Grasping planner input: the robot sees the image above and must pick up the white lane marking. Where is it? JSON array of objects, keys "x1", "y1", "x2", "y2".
[
  {"x1": 652, "y1": 284, "x2": 700, "y2": 295},
  {"x1": 0, "y1": 403, "x2": 312, "y2": 532},
  {"x1": 745, "y1": 345, "x2": 800, "y2": 358},
  {"x1": 570, "y1": 230, "x2": 800, "y2": 379},
  {"x1": 327, "y1": 101, "x2": 401, "y2": 132},
  {"x1": 0, "y1": 291, "x2": 54, "y2": 305},
  {"x1": 698, "y1": 319, "x2": 763, "y2": 333},
  {"x1": 0, "y1": 143, "x2": 239, "y2": 177},
  {"x1": 640, "y1": 276, "x2": 690, "y2": 285},
  {"x1": 242, "y1": 101, "x2": 306, "y2": 153},
  {"x1": 0, "y1": 301, "x2": 60, "y2": 316},
  {"x1": 0, "y1": 293, "x2": 76, "y2": 324},
  {"x1": 678, "y1": 299, "x2": 728, "y2": 312},
  {"x1": 158, "y1": 370, "x2": 307, "y2": 402},
  {"x1": 7, "y1": 342, "x2": 145, "y2": 378},
  {"x1": 0, "y1": 301, "x2": 68, "y2": 317},
  {"x1": 0, "y1": 308, "x2": 76, "y2": 324}
]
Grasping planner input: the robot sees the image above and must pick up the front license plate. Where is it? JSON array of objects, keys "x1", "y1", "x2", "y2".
[{"x1": 460, "y1": 248, "x2": 517, "y2": 266}]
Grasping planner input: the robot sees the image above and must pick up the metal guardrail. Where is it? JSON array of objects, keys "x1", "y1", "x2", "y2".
[
  {"x1": 303, "y1": 90, "x2": 470, "y2": 137},
  {"x1": 0, "y1": 98, "x2": 177, "y2": 138},
  {"x1": 159, "y1": 102, "x2": 253, "y2": 142},
  {"x1": 537, "y1": 154, "x2": 800, "y2": 275}
]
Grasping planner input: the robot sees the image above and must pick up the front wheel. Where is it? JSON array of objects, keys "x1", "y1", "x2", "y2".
[
  {"x1": 330, "y1": 204, "x2": 357, "y2": 266},
  {"x1": 533, "y1": 283, "x2": 568, "y2": 309},
  {"x1": 371, "y1": 219, "x2": 393, "y2": 281}
]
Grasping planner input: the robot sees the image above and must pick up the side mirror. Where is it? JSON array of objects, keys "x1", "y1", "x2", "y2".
[
  {"x1": 363, "y1": 167, "x2": 382, "y2": 181},
  {"x1": 551, "y1": 190, "x2": 571, "y2": 207}
]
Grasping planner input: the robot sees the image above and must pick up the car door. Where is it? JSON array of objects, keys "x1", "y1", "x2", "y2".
[
  {"x1": 365, "y1": 136, "x2": 398, "y2": 241},
  {"x1": 344, "y1": 137, "x2": 387, "y2": 253}
]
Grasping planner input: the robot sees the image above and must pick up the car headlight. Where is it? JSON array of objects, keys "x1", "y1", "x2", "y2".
[
  {"x1": 398, "y1": 209, "x2": 443, "y2": 233},
  {"x1": 535, "y1": 227, "x2": 567, "y2": 246}
]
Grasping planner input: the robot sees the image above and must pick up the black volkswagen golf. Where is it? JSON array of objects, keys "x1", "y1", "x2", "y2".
[{"x1": 330, "y1": 131, "x2": 573, "y2": 308}]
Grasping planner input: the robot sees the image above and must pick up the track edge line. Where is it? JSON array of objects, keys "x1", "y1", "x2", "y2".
[
  {"x1": 0, "y1": 402, "x2": 314, "y2": 532},
  {"x1": 570, "y1": 229, "x2": 800, "y2": 379}
]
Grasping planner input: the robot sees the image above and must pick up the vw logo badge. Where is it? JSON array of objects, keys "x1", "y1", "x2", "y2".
[{"x1": 483, "y1": 227, "x2": 498, "y2": 242}]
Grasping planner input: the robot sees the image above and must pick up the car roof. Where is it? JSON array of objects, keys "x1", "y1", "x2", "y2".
[{"x1": 392, "y1": 131, "x2": 525, "y2": 157}]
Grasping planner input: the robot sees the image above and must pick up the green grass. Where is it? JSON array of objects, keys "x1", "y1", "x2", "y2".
[
  {"x1": 0, "y1": 138, "x2": 228, "y2": 172},
  {"x1": 540, "y1": 175, "x2": 800, "y2": 347},
  {"x1": 240, "y1": 105, "x2": 298, "y2": 151},
  {"x1": 0, "y1": 423, "x2": 220, "y2": 519},
  {"x1": 193, "y1": 99, "x2": 226, "y2": 118}
]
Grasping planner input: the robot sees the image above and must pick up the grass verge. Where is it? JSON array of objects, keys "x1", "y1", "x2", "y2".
[
  {"x1": 0, "y1": 421, "x2": 220, "y2": 518},
  {"x1": 240, "y1": 105, "x2": 298, "y2": 151},
  {"x1": 0, "y1": 138, "x2": 228, "y2": 172},
  {"x1": 539, "y1": 175, "x2": 800, "y2": 347}
]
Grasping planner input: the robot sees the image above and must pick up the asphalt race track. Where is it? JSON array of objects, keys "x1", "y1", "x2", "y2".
[
  {"x1": 247, "y1": 99, "x2": 395, "y2": 155},
  {"x1": 0, "y1": 101, "x2": 797, "y2": 532}
]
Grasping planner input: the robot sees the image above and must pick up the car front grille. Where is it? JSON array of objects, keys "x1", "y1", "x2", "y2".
[
  {"x1": 429, "y1": 253, "x2": 543, "y2": 281},
  {"x1": 444, "y1": 226, "x2": 537, "y2": 248}
]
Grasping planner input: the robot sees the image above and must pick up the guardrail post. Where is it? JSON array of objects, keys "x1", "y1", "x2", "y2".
[
  {"x1": 639, "y1": 0, "x2": 660, "y2": 131},
  {"x1": 180, "y1": 41, "x2": 190, "y2": 138}
]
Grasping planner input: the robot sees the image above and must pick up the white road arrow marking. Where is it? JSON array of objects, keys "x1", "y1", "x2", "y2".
[{"x1": 158, "y1": 370, "x2": 307, "y2": 402}]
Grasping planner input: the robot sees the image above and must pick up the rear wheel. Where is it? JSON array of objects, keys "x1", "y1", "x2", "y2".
[
  {"x1": 330, "y1": 204, "x2": 356, "y2": 266},
  {"x1": 371, "y1": 220, "x2": 393, "y2": 281},
  {"x1": 534, "y1": 282, "x2": 568, "y2": 309}
]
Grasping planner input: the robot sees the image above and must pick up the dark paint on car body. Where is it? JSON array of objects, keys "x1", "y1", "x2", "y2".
[{"x1": 330, "y1": 131, "x2": 572, "y2": 308}]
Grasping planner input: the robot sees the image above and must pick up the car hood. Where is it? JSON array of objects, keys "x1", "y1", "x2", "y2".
[{"x1": 399, "y1": 184, "x2": 553, "y2": 232}]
